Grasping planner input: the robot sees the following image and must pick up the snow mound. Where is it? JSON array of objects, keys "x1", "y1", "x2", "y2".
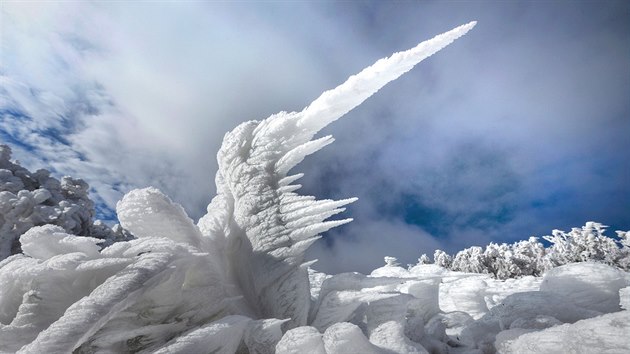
[
  {"x1": 502, "y1": 310, "x2": 630, "y2": 353},
  {"x1": 491, "y1": 291, "x2": 601, "y2": 330},
  {"x1": 540, "y1": 261, "x2": 630, "y2": 313},
  {"x1": 620, "y1": 287, "x2": 630, "y2": 310},
  {"x1": 276, "y1": 326, "x2": 326, "y2": 354},
  {"x1": 440, "y1": 275, "x2": 490, "y2": 319}
]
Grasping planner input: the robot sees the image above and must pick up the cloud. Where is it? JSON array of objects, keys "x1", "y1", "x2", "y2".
[
  {"x1": 1, "y1": 2, "x2": 367, "y2": 219},
  {"x1": 307, "y1": 217, "x2": 445, "y2": 274},
  {"x1": 1, "y1": 2, "x2": 629, "y2": 273},
  {"x1": 299, "y1": 1, "x2": 630, "y2": 271}
]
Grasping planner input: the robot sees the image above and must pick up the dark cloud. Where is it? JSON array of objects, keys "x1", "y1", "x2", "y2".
[{"x1": 300, "y1": 1, "x2": 630, "y2": 272}]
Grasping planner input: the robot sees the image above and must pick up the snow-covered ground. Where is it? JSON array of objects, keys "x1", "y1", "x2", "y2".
[
  {"x1": 2, "y1": 229, "x2": 628, "y2": 354},
  {"x1": 350, "y1": 260, "x2": 629, "y2": 354}
]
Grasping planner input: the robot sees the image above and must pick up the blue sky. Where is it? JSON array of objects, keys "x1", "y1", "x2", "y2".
[{"x1": 1, "y1": 1, "x2": 628, "y2": 273}]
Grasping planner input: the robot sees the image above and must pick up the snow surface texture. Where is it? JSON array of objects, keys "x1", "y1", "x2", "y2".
[
  {"x1": 0, "y1": 145, "x2": 132, "y2": 260},
  {"x1": 1, "y1": 21, "x2": 628, "y2": 353}
]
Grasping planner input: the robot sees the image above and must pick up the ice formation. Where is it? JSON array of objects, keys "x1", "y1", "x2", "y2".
[
  {"x1": 1, "y1": 20, "x2": 628, "y2": 353},
  {"x1": 0, "y1": 22, "x2": 475, "y2": 353}
]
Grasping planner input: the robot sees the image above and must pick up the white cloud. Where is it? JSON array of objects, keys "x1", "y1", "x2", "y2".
[
  {"x1": 2, "y1": 2, "x2": 628, "y2": 273},
  {"x1": 307, "y1": 218, "x2": 444, "y2": 274},
  {"x1": 1, "y1": 2, "x2": 372, "y2": 220}
]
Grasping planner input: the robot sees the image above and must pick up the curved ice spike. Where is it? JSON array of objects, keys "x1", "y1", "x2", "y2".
[{"x1": 298, "y1": 21, "x2": 476, "y2": 136}]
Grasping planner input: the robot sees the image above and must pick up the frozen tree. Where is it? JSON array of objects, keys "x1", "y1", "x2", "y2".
[
  {"x1": 452, "y1": 246, "x2": 487, "y2": 274},
  {"x1": 433, "y1": 249, "x2": 452, "y2": 269},
  {"x1": 0, "y1": 145, "x2": 131, "y2": 260},
  {"x1": 482, "y1": 242, "x2": 518, "y2": 279},
  {"x1": 422, "y1": 223, "x2": 628, "y2": 279},
  {"x1": 510, "y1": 237, "x2": 546, "y2": 276},
  {"x1": 418, "y1": 254, "x2": 431, "y2": 265},
  {"x1": 542, "y1": 222, "x2": 627, "y2": 271},
  {"x1": 616, "y1": 231, "x2": 630, "y2": 270},
  {"x1": 0, "y1": 22, "x2": 478, "y2": 353}
]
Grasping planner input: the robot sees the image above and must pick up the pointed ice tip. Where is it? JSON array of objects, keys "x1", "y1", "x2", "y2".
[
  {"x1": 464, "y1": 21, "x2": 477, "y2": 30},
  {"x1": 301, "y1": 259, "x2": 318, "y2": 269},
  {"x1": 455, "y1": 21, "x2": 477, "y2": 36},
  {"x1": 298, "y1": 21, "x2": 477, "y2": 135}
]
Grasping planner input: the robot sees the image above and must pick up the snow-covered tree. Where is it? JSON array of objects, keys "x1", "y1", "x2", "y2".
[
  {"x1": 433, "y1": 249, "x2": 452, "y2": 269},
  {"x1": 543, "y1": 222, "x2": 627, "y2": 271},
  {"x1": 481, "y1": 242, "x2": 516, "y2": 279},
  {"x1": 511, "y1": 236, "x2": 546, "y2": 276},
  {"x1": 452, "y1": 246, "x2": 487, "y2": 274},
  {"x1": 0, "y1": 145, "x2": 131, "y2": 260},
  {"x1": 615, "y1": 231, "x2": 630, "y2": 270},
  {"x1": 423, "y1": 223, "x2": 628, "y2": 279}
]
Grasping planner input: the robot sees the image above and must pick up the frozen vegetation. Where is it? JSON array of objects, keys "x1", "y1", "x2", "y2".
[
  {"x1": 425, "y1": 223, "x2": 629, "y2": 279},
  {"x1": 0, "y1": 145, "x2": 132, "y2": 260},
  {"x1": 1, "y1": 21, "x2": 629, "y2": 353}
]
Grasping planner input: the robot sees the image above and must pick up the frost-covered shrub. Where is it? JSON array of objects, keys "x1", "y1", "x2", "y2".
[
  {"x1": 0, "y1": 146, "x2": 126, "y2": 257},
  {"x1": 0, "y1": 145, "x2": 131, "y2": 260},
  {"x1": 427, "y1": 223, "x2": 629, "y2": 279},
  {"x1": 543, "y1": 222, "x2": 628, "y2": 271},
  {"x1": 418, "y1": 254, "x2": 431, "y2": 265},
  {"x1": 451, "y1": 246, "x2": 487, "y2": 274},
  {"x1": 510, "y1": 237, "x2": 546, "y2": 276},
  {"x1": 617, "y1": 231, "x2": 630, "y2": 270},
  {"x1": 433, "y1": 249, "x2": 452, "y2": 269}
]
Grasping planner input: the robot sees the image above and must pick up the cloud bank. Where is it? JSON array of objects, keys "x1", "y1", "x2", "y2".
[{"x1": 1, "y1": 2, "x2": 628, "y2": 273}]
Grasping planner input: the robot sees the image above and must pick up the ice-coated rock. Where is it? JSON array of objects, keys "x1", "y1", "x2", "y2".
[
  {"x1": 117, "y1": 187, "x2": 203, "y2": 247},
  {"x1": 276, "y1": 326, "x2": 325, "y2": 354},
  {"x1": 323, "y1": 322, "x2": 385, "y2": 354},
  {"x1": 493, "y1": 328, "x2": 537, "y2": 353},
  {"x1": 243, "y1": 318, "x2": 287, "y2": 354},
  {"x1": 20, "y1": 225, "x2": 102, "y2": 260},
  {"x1": 152, "y1": 316, "x2": 251, "y2": 354}
]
